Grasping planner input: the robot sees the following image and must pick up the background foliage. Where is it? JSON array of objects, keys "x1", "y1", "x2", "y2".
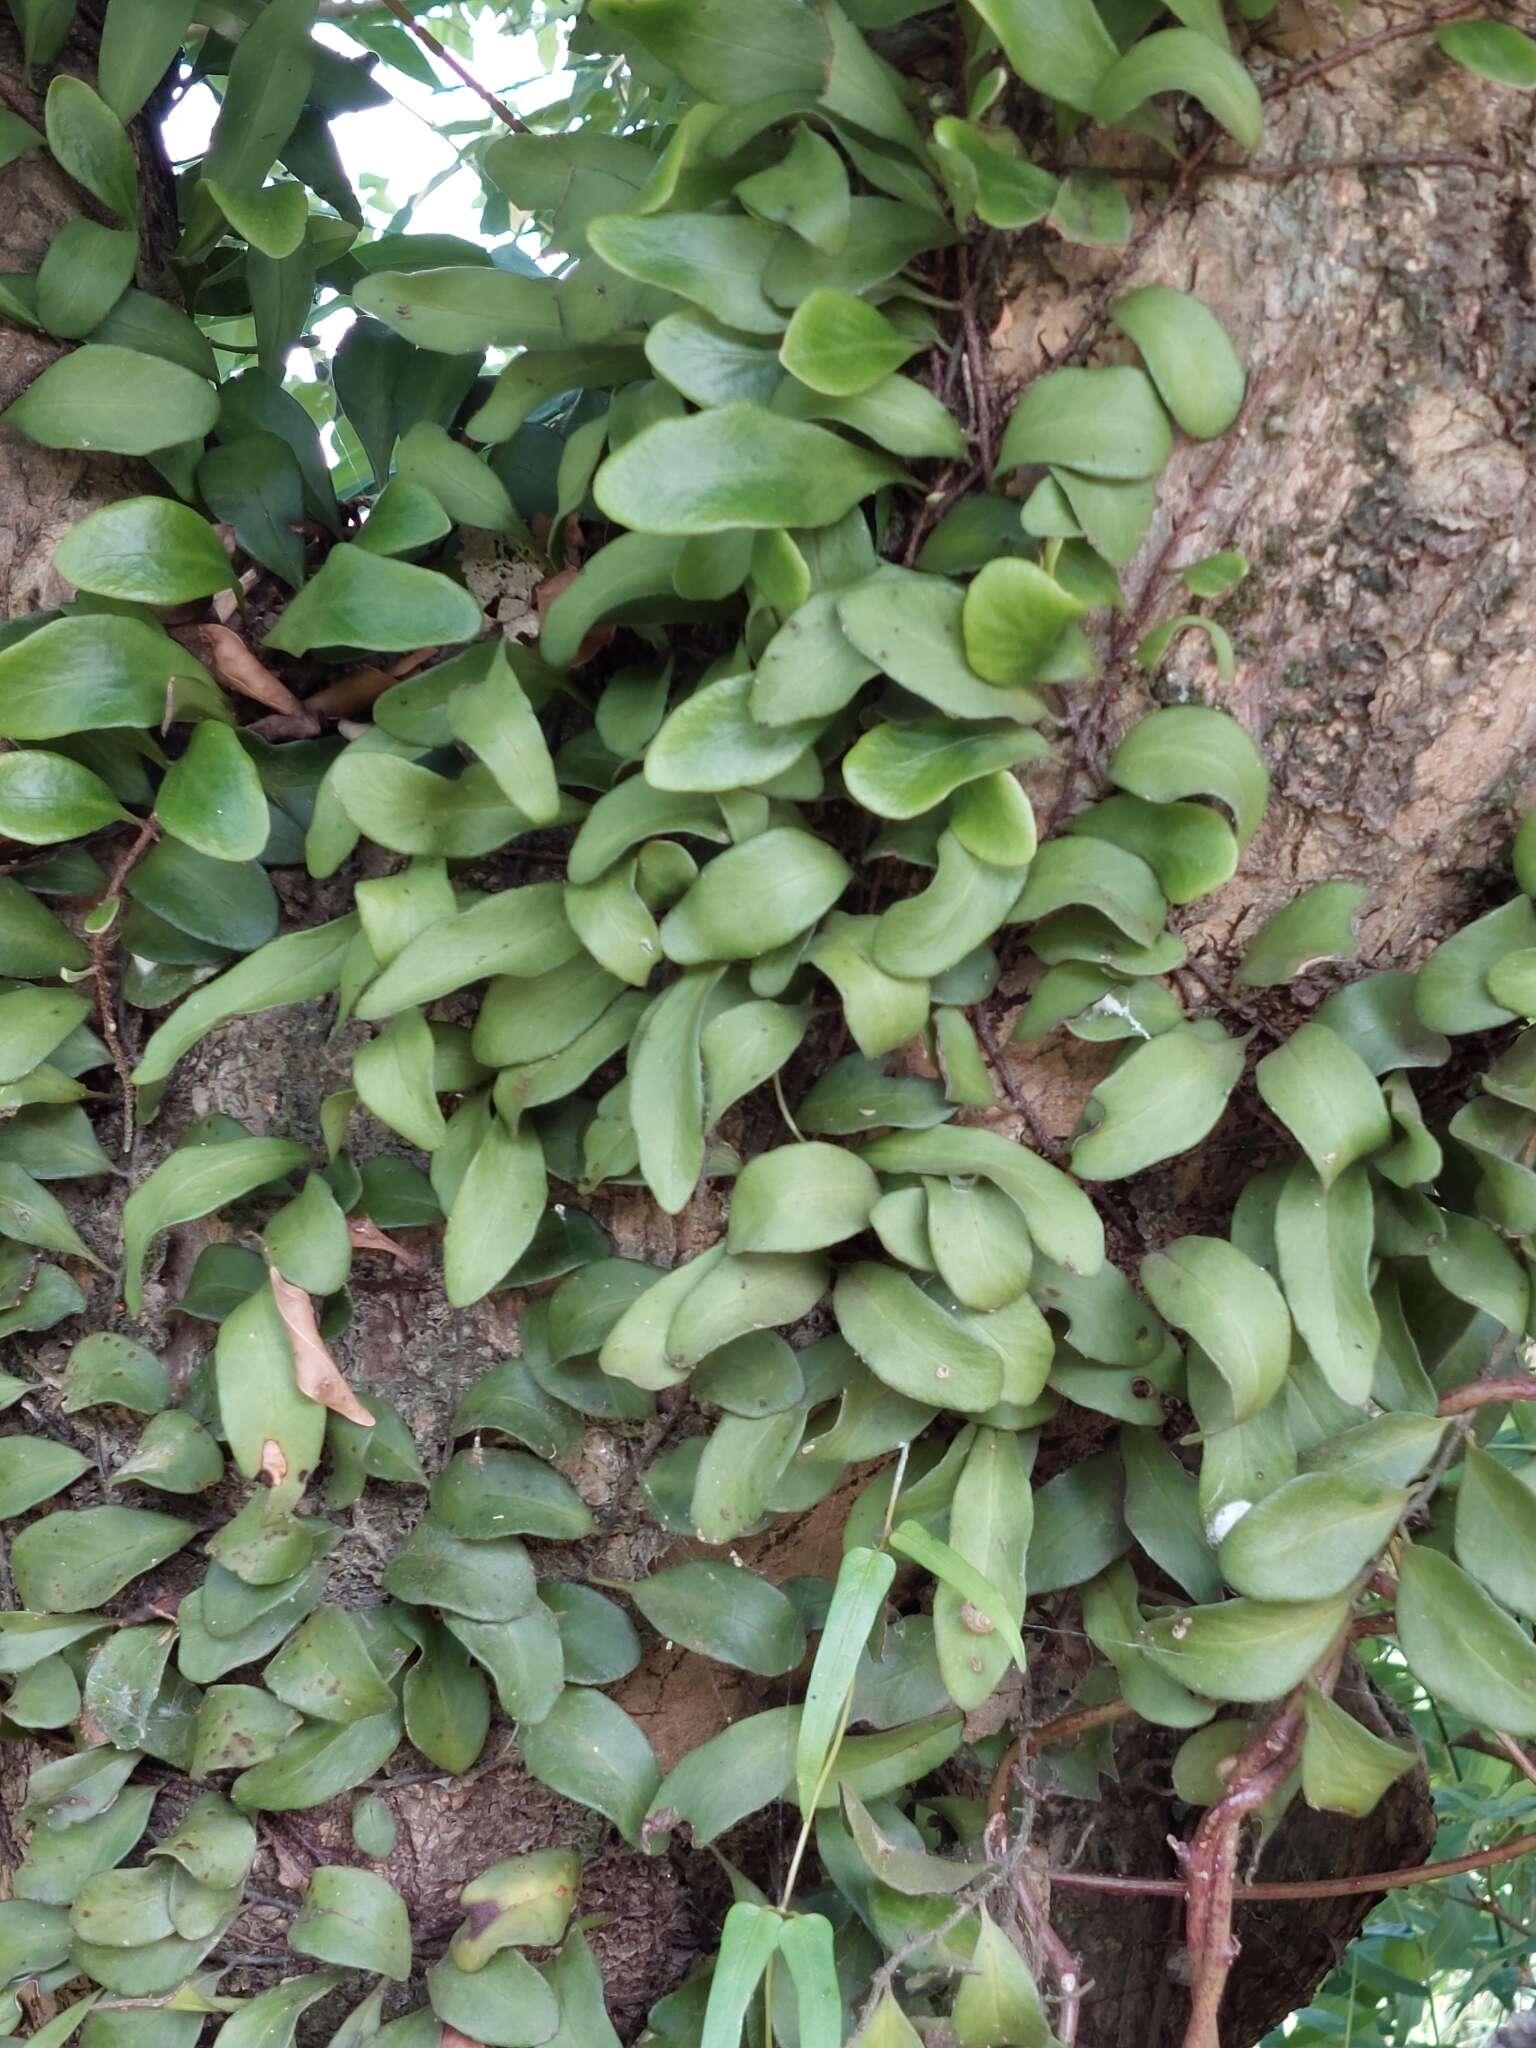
[{"x1": 1, "y1": 0, "x2": 1536, "y2": 2043}]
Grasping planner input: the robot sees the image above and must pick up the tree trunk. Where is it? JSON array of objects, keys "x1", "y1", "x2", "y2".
[
  {"x1": 5, "y1": 3, "x2": 1523, "y2": 2040},
  {"x1": 987, "y1": 3, "x2": 1536, "y2": 1177},
  {"x1": 0, "y1": 3, "x2": 178, "y2": 614}
]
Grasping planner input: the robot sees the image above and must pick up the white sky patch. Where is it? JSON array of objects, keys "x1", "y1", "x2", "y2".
[
  {"x1": 164, "y1": 10, "x2": 567, "y2": 240},
  {"x1": 161, "y1": 9, "x2": 569, "y2": 410}
]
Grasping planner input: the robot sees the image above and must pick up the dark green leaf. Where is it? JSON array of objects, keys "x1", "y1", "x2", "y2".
[
  {"x1": 0, "y1": 749, "x2": 129, "y2": 842},
  {"x1": 290, "y1": 1868, "x2": 410, "y2": 1980},
  {"x1": 1217, "y1": 1473, "x2": 1406, "y2": 1602},
  {"x1": 100, "y1": 0, "x2": 196, "y2": 121},
  {"x1": 1107, "y1": 704, "x2": 1268, "y2": 845},
  {"x1": 1141, "y1": 1236, "x2": 1288, "y2": 1424},
  {"x1": 629, "y1": 1561, "x2": 806, "y2": 1676},
  {"x1": 998, "y1": 365, "x2": 1171, "y2": 480},
  {"x1": 12, "y1": 1505, "x2": 195, "y2": 1613},
  {"x1": 1071, "y1": 1022, "x2": 1244, "y2": 1181},
  {"x1": 591, "y1": 0, "x2": 831, "y2": 101},
  {"x1": 0, "y1": 615, "x2": 214, "y2": 740},
  {"x1": 56, "y1": 498, "x2": 232, "y2": 606},
  {"x1": 521, "y1": 1686, "x2": 660, "y2": 1849},
  {"x1": 1437, "y1": 18, "x2": 1536, "y2": 85},
  {"x1": 1237, "y1": 882, "x2": 1368, "y2": 989},
  {"x1": 123, "y1": 1135, "x2": 308, "y2": 1315},
  {"x1": 1397, "y1": 1543, "x2": 1536, "y2": 1737},
  {"x1": 45, "y1": 74, "x2": 136, "y2": 219},
  {"x1": 203, "y1": 0, "x2": 317, "y2": 197}
]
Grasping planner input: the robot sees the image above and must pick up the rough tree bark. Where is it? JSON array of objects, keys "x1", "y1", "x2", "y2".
[
  {"x1": 0, "y1": 3, "x2": 178, "y2": 611},
  {"x1": 2, "y1": 2, "x2": 1527, "y2": 2041}
]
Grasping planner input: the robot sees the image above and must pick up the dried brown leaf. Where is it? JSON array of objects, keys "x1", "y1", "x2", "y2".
[
  {"x1": 304, "y1": 664, "x2": 399, "y2": 718},
  {"x1": 534, "y1": 566, "x2": 576, "y2": 615},
  {"x1": 348, "y1": 1217, "x2": 421, "y2": 1267},
  {"x1": 260, "y1": 1816, "x2": 314, "y2": 1889},
  {"x1": 304, "y1": 646, "x2": 437, "y2": 719},
  {"x1": 260, "y1": 1438, "x2": 289, "y2": 1485},
  {"x1": 177, "y1": 623, "x2": 311, "y2": 720},
  {"x1": 17, "y1": 1981, "x2": 57, "y2": 2030},
  {"x1": 244, "y1": 713, "x2": 324, "y2": 743},
  {"x1": 268, "y1": 1266, "x2": 373, "y2": 1425}
]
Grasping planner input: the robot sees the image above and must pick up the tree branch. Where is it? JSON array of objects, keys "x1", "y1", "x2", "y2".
[
  {"x1": 366, "y1": 0, "x2": 528, "y2": 130},
  {"x1": 1495, "y1": 1731, "x2": 1536, "y2": 1790},
  {"x1": 1017, "y1": 2, "x2": 1491, "y2": 395},
  {"x1": 1438, "y1": 1378, "x2": 1536, "y2": 1415},
  {"x1": 1046, "y1": 1822, "x2": 1536, "y2": 1904},
  {"x1": 1260, "y1": 2, "x2": 1482, "y2": 101},
  {"x1": 1179, "y1": 1642, "x2": 1345, "y2": 2048},
  {"x1": 987, "y1": 1701, "x2": 1140, "y2": 1823},
  {"x1": 1013, "y1": 1853, "x2": 1085, "y2": 2048}
]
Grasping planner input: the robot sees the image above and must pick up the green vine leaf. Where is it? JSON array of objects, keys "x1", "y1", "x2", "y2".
[
  {"x1": 1110, "y1": 284, "x2": 1246, "y2": 439},
  {"x1": 966, "y1": 0, "x2": 1118, "y2": 111},
  {"x1": 998, "y1": 364, "x2": 1172, "y2": 480},
  {"x1": 1397, "y1": 1543, "x2": 1536, "y2": 1739},
  {"x1": 1092, "y1": 26, "x2": 1264, "y2": 147},
  {"x1": 596, "y1": 403, "x2": 905, "y2": 535},
  {"x1": 1, "y1": 344, "x2": 218, "y2": 455}
]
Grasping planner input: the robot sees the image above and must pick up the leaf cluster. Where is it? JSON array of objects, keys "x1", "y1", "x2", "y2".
[{"x1": 1, "y1": 0, "x2": 1535, "y2": 2042}]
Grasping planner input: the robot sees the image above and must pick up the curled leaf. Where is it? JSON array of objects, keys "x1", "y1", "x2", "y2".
[
  {"x1": 174, "y1": 623, "x2": 310, "y2": 722},
  {"x1": 268, "y1": 1267, "x2": 372, "y2": 1425},
  {"x1": 348, "y1": 1217, "x2": 420, "y2": 1266}
]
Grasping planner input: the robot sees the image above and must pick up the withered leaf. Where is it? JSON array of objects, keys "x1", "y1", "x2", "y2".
[{"x1": 268, "y1": 1266, "x2": 372, "y2": 1425}]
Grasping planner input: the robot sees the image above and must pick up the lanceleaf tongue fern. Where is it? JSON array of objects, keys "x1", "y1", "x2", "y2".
[{"x1": 0, "y1": 1, "x2": 1531, "y2": 2044}]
